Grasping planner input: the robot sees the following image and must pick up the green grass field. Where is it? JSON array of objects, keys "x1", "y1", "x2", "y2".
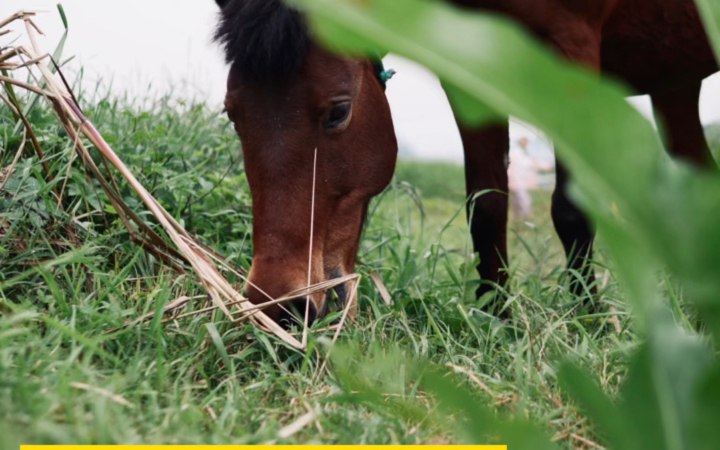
[{"x1": 0, "y1": 92, "x2": 675, "y2": 448}]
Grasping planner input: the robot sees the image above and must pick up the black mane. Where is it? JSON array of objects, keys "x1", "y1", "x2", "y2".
[{"x1": 214, "y1": 0, "x2": 310, "y2": 81}]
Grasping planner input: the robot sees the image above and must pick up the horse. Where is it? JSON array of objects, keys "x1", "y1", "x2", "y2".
[{"x1": 213, "y1": 0, "x2": 718, "y2": 325}]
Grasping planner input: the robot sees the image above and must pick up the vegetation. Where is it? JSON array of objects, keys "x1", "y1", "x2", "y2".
[
  {"x1": 705, "y1": 123, "x2": 720, "y2": 161},
  {"x1": 1, "y1": 81, "x2": 627, "y2": 448},
  {"x1": 2, "y1": 0, "x2": 720, "y2": 448},
  {"x1": 394, "y1": 160, "x2": 466, "y2": 202}
]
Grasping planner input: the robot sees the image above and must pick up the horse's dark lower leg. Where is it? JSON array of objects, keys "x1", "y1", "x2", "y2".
[
  {"x1": 651, "y1": 81, "x2": 716, "y2": 169},
  {"x1": 458, "y1": 122, "x2": 510, "y2": 302},
  {"x1": 551, "y1": 162, "x2": 597, "y2": 297},
  {"x1": 541, "y1": 24, "x2": 602, "y2": 301}
]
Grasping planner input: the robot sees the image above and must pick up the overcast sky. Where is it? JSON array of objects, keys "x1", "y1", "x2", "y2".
[{"x1": 5, "y1": 0, "x2": 720, "y2": 164}]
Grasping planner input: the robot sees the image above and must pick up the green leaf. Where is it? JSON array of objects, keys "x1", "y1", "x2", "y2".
[
  {"x1": 294, "y1": 0, "x2": 720, "y2": 339},
  {"x1": 690, "y1": 364, "x2": 720, "y2": 450},
  {"x1": 205, "y1": 323, "x2": 234, "y2": 378},
  {"x1": 695, "y1": 0, "x2": 720, "y2": 62},
  {"x1": 57, "y1": 4, "x2": 69, "y2": 30},
  {"x1": 288, "y1": 3, "x2": 720, "y2": 447},
  {"x1": 293, "y1": 0, "x2": 663, "y2": 318},
  {"x1": 558, "y1": 362, "x2": 632, "y2": 450},
  {"x1": 639, "y1": 311, "x2": 713, "y2": 450},
  {"x1": 614, "y1": 311, "x2": 712, "y2": 450},
  {"x1": 442, "y1": 83, "x2": 503, "y2": 127},
  {"x1": 561, "y1": 312, "x2": 714, "y2": 450}
]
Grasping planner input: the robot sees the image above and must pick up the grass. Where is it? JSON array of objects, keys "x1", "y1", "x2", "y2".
[
  {"x1": 394, "y1": 160, "x2": 466, "y2": 202},
  {"x1": 0, "y1": 87, "x2": 673, "y2": 448}
]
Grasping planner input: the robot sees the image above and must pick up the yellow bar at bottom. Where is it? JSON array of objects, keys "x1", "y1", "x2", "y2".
[{"x1": 22, "y1": 446, "x2": 507, "y2": 450}]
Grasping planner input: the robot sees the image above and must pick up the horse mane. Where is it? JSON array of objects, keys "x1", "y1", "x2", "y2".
[{"x1": 214, "y1": 0, "x2": 310, "y2": 81}]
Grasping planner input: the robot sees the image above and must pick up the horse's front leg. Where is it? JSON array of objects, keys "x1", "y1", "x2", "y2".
[{"x1": 451, "y1": 115, "x2": 511, "y2": 312}]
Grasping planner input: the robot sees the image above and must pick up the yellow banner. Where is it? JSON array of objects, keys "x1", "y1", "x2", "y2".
[{"x1": 22, "y1": 447, "x2": 507, "y2": 450}]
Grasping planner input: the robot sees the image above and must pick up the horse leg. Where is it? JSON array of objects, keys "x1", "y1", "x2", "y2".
[
  {"x1": 456, "y1": 121, "x2": 510, "y2": 307},
  {"x1": 547, "y1": 25, "x2": 602, "y2": 300},
  {"x1": 551, "y1": 162, "x2": 597, "y2": 297},
  {"x1": 651, "y1": 81, "x2": 716, "y2": 169}
]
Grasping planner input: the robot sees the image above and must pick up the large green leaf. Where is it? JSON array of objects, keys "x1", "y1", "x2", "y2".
[
  {"x1": 292, "y1": 0, "x2": 720, "y2": 335},
  {"x1": 690, "y1": 365, "x2": 720, "y2": 450},
  {"x1": 292, "y1": 0, "x2": 661, "y2": 314},
  {"x1": 561, "y1": 311, "x2": 714, "y2": 450},
  {"x1": 292, "y1": 1, "x2": 720, "y2": 448},
  {"x1": 557, "y1": 362, "x2": 633, "y2": 450},
  {"x1": 696, "y1": 0, "x2": 720, "y2": 62},
  {"x1": 619, "y1": 312, "x2": 713, "y2": 450}
]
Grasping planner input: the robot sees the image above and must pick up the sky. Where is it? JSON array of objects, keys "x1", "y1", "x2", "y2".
[{"x1": 4, "y1": 0, "x2": 720, "y2": 164}]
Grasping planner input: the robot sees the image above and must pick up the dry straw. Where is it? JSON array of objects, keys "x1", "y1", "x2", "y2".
[{"x1": 0, "y1": 9, "x2": 368, "y2": 351}]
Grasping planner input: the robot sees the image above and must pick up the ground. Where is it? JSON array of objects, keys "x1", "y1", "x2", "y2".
[{"x1": 0, "y1": 96, "x2": 662, "y2": 448}]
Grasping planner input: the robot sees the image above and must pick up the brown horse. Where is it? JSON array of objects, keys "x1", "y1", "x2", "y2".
[{"x1": 214, "y1": 0, "x2": 718, "y2": 324}]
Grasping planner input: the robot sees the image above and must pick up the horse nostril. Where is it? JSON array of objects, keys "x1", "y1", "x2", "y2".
[{"x1": 288, "y1": 297, "x2": 318, "y2": 326}]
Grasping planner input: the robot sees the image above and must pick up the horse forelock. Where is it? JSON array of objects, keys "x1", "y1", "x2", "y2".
[{"x1": 214, "y1": 0, "x2": 310, "y2": 81}]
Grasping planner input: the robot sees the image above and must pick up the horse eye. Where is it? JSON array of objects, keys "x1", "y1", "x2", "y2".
[{"x1": 324, "y1": 102, "x2": 352, "y2": 130}]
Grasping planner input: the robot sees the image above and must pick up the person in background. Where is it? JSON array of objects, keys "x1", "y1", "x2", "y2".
[{"x1": 508, "y1": 136, "x2": 555, "y2": 220}]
